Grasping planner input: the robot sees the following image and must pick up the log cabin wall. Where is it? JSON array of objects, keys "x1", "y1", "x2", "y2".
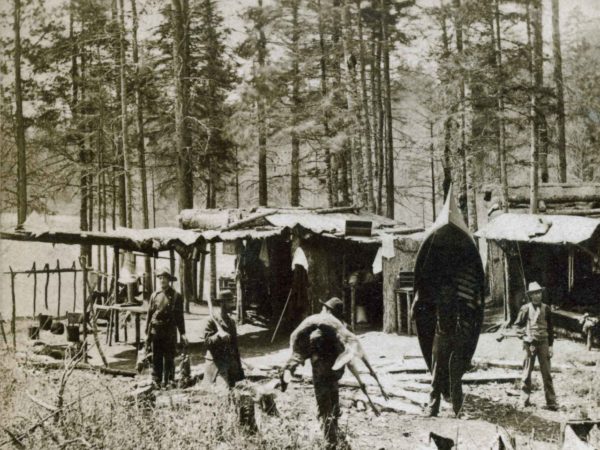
[{"x1": 382, "y1": 235, "x2": 421, "y2": 334}]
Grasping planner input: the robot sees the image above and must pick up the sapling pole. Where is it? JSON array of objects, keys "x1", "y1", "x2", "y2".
[
  {"x1": 56, "y1": 260, "x2": 61, "y2": 317},
  {"x1": 10, "y1": 267, "x2": 17, "y2": 350},
  {"x1": 44, "y1": 263, "x2": 50, "y2": 310},
  {"x1": 31, "y1": 262, "x2": 37, "y2": 318},
  {"x1": 72, "y1": 261, "x2": 77, "y2": 311}
]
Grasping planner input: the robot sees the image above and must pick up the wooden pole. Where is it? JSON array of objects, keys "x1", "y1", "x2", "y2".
[
  {"x1": 81, "y1": 258, "x2": 88, "y2": 360},
  {"x1": 503, "y1": 251, "x2": 511, "y2": 321},
  {"x1": 9, "y1": 267, "x2": 17, "y2": 350},
  {"x1": 114, "y1": 246, "x2": 120, "y2": 343},
  {"x1": 56, "y1": 260, "x2": 61, "y2": 317},
  {"x1": 430, "y1": 122, "x2": 436, "y2": 221},
  {"x1": 235, "y1": 247, "x2": 244, "y2": 325},
  {"x1": 350, "y1": 285, "x2": 357, "y2": 332},
  {"x1": 32, "y1": 262, "x2": 37, "y2": 318},
  {"x1": 198, "y1": 251, "x2": 206, "y2": 303},
  {"x1": 44, "y1": 263, "x2": 50, "y2": 310},
  {"x1": 72, "y1": 261, "x2": 77, "y2": 311}
]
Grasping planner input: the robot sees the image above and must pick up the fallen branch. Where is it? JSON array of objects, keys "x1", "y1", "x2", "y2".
[
  {"x1": 1, "y1": 427, "x2": 24, "y2": 449},
  {"x1": 20, "y1": 359, "x2": 136, "y2": 377},
  {"x1": 26, "y1": 391, "x2": 57, "y2": 412}
]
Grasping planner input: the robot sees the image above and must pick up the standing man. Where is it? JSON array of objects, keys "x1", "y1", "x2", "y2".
[
  {"x1": 202, "y1": 290, "x2": 245, "y2": 389},
  {"x1": 414, "y1": 281, "x2": 464, "y2": 417},
  {"x1": 145, "y1": 268, "x2": 188, "y2": 388},
  {"x1": 514, "y1": 281, "x2": 558, "y2": 410},
  {"x1": 281, "y1": 297, "x2": 346, "y2": 448}
]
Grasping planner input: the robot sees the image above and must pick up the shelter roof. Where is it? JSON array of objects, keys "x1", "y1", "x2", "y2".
[
  {"x1": 201, "y1": 227, "x2": 285, "y2": 243},
  {"x1": 179, "y1": 206, "x2": 419, "y2": 244},
  {"x1": 475, "y1": 213, "x2": 600, "y2": 245},
  {"x1": 0, "y1": 215, "x2": 204, "y2": 255}
]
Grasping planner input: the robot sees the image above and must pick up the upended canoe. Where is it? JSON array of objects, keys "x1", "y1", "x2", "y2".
[{"x1": 412, "y1": 185, "x2": 485, "y2": 375}]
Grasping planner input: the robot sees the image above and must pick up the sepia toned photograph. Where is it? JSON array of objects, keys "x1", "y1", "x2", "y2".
[{"x1": 0, "y1": 0, "x2": 599, "y2": 448}]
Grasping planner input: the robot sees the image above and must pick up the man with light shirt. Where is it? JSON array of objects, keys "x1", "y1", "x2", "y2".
[{"x1": 513, "y1": 281, "x2": 558, "y2": 411}]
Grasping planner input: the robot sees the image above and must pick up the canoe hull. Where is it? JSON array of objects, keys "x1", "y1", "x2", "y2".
[{"x1": 413, "y1": 190, "x2": 485, "y2": 374}]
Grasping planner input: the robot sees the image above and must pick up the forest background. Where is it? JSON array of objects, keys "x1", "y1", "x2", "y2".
[{"x1": 1, "y1": 0, "x2": 599, "y2": 234}]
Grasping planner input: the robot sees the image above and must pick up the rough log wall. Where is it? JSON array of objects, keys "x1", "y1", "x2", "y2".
[{"x1": 382, "y1": 237, "x2": 421, "y2": 334}]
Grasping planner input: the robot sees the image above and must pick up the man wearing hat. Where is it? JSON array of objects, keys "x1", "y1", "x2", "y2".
[
  {"x1": 145, "y1": 268, "x2": 188, "y2": 388},
  {"x1": 281, "y1": 297, "x2": 346, "y2": 448},
  {"x1": 513, "y1": 281, "x2": 558, "y2": 410},
  {"x1": 202, "y1": 290, "x2": 244, "y2": 388}
]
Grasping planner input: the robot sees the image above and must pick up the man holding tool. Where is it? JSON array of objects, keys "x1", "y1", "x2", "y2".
[{"x1": 202, "y1": 290, "x2": 244, "y2": 388}]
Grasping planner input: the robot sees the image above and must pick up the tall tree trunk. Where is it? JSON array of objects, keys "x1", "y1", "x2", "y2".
[
  {"x1": 374, "y1": 2, "x2": 384, "y2": 213},
  {"x1": 531, "y1": 0, "x2": 546, "y2": 184},
  {"x1": 257, "y1": 0, "x2": 268, "y2": 206},
  {"x1": 430, "y1": 122, "x2": 436, "y2": 221},
  {"x1": 440, "y1": 0, "x2": 452, "y2": 200},
  {"x1": 172, "y1": 0, "x2": 193, "y2": 210},
  {"x1": 382, "y1": 0, "x2": 394, "y2": 219},
  {"x1": 118, "y1": 0, "x2": 132, "y2": 226},
  {"x1": 72, "y1": 2, "x2": 90, "y2": 260},
  {"x1": 341, "y1": 0, "x2": 365, "y2": 207},
  {"x1": 290, "y1": 0, "x2": 301, "y2": 206},
  {"x1": 552, "y1": 0, "x2": 567, "y2": 182},
  {"x1": 493, "y1": 0, "x2": 509, "y2": 212},
  {"x1": 527, "y1": 0, "x2": 540, "y2": 213},
  {"x1": 172, "y1": 0, "x2": 194, "y2": 312},
  {"x1": 370, "y1": 22, "x2": 381, "y2": 213},
  {"x1": 130, "y1": 0, "x2": 152, "y2": 297},
  {"x1": 357, "y1": 0, "x2": 375, "y2": 212},
  {"x1": 453, "y1": 0, "x2": 468, "y2": 224},
  {"x1": 13, "y1": 0, "x2": 27, "y2": 225},
  {"x1": 317, "y1": 0, "x2": 335, "y2": 206}
]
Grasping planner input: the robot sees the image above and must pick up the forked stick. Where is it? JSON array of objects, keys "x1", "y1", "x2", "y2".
[
  {"x1": 360, "y1": 357, "x2": 389, "y2": 401},
  {"x1": 346, "y1": 362, "x2": 380, "y2": 416}
]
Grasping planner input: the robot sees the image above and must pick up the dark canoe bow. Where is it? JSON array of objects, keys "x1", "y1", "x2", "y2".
[{"x1": 412, "y1": 186, "x2": 485, "y2": 373}]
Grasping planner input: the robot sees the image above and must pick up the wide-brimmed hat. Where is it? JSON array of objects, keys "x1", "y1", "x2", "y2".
[
  {"x1": 527, "y1": 281, "x2": 543, "y2": 293},
  {"x1": 320, "y1": 297, "x2": 344, "y2": 320},
  {"x1": 217, "y1": 290, "x2": 234, "y2": 302},
  {"x1": 155, "y1": 268, "x2": 177, "y2": 281}
]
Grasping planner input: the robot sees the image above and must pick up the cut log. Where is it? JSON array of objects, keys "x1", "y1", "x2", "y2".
[{"x1": 549, "y1": 208, "x2": 600, "y2": 217}]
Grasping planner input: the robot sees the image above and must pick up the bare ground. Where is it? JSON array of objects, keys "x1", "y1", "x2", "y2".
[{"x1": 1, "y1": 321, "x2": 599, "y2": 449}]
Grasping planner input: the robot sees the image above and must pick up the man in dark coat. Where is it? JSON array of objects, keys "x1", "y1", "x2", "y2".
[
  {"x1": 513, "y1": 281, "x2": 558, "y2": 410},
  {"x1": 145, "y1": 268, "x2": 188, "y2": 388},
  {"x1": 421, "y1": 281, "x2": 464, "y2": 417},
  {"x1": 281, "y1": 297, "x2": 346, "y2": 448},
  {"x1": 202, "y1": 290, "x2": 244, "y2": 389}
]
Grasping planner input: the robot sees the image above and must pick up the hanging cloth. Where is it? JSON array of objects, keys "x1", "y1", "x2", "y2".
[
  {"x1": 259, "y1": 239, "x2": 270, "y2": 267},
  {"x1": 119, "y1": 252, "x2": 138, "y2": 284},
  {"x1": 291, "y1": 247, "x2": 309, "y2": 271},
  {"x1": 372, "y1": 247, "x2": 383, "y2": 274},
  {"x1": 381, "y1": 234, "x2": 395, "y2": 259}
]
